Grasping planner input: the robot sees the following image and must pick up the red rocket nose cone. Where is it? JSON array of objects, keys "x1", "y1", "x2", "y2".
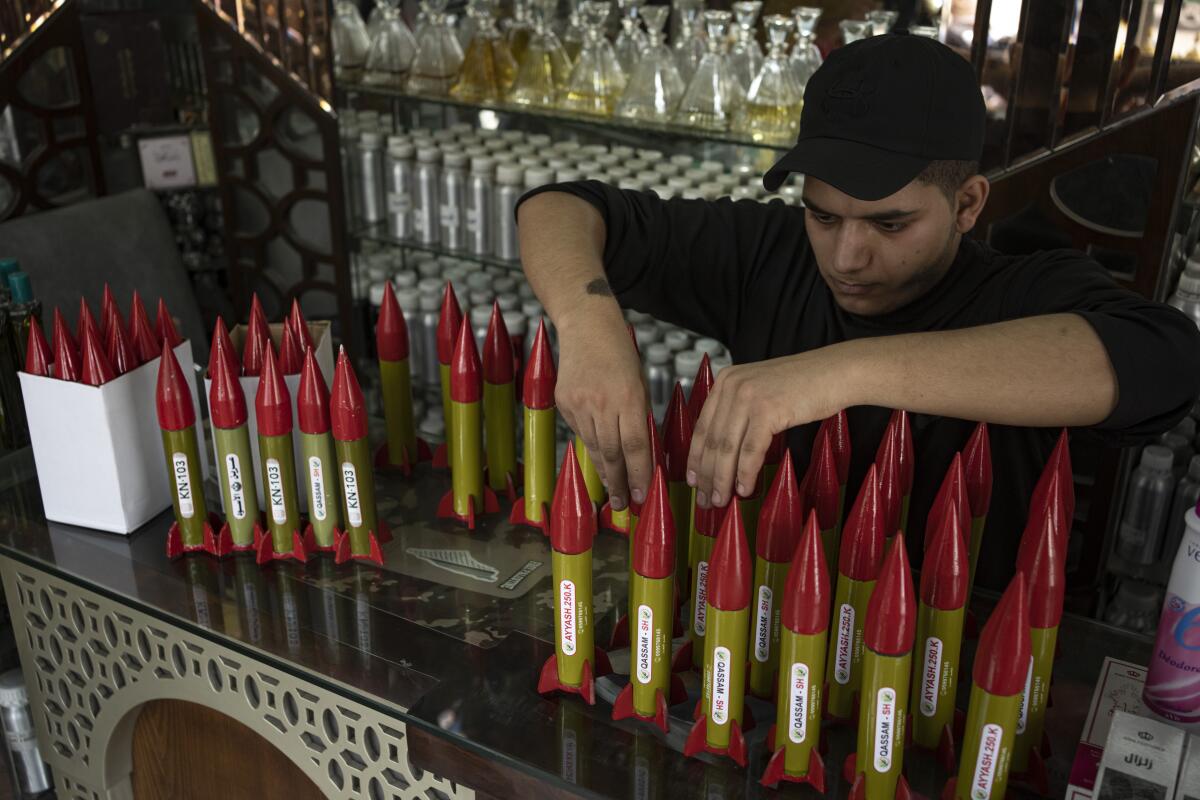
[
  {"x1": 1018, "y1": 470, "x2": 1066, "y2": 629},
  {"x1": 24, "y1": 320, "x2": 51, "y2": 377},
  {"x1": 973, "y1": 572, "x2": 1031, "y2": 696},
  {"x1": 105, "y1": 318, "x2": 137, "y2": 376},
  {"x1": 79, "y1": 325, "x2": 116, "y2": 386},
  {"x1": 77, "y1": 297, "x2": 99, "y2": 344},
  {"x1": 757, "y1": 450, "x2": 803, "y2": 563},
  {"x1": 550, "y1": 442, "x2": 596, "y2": 555},
  {"x1": 249, "y1": 293, "x2": 267, "y2": 329},
  {"x1": 278, "y1": 323, "x2": 304, "y2": 375},
  {"x1": 647, "y1": 411, "x2": 665, "y2": 474},
  {"x1": 297, "y1": 348, "x2": 330, "y2": 435},
  {"x1": 449, "y1": 317, "x2": 482, "y2": 404},
  {"x1": 708, "y1": 501, "x2": 751, "y2": 611},
  {"x1": 289, "y1": 299, "x2": 315, "y2": 353},
  {"x1": 128, "y1": 292, "x2": 159, "y2": 365},
  {"x1": 156, "y1": 298, "x2": 182, "y2": 349},
  {"x1": 52, "y1": 308, "x2": 80, "y2": 382},
  {"x1": 482, "y1": 302, "x2": 514, "y2": 385},
  {"x1": 919, "y1": 497, "x2": 968, "y2": 611},
  {"x1": 242, "y1": 296, "x2": 271, "y2": 377},
  {"x1": 208, "y1": 317, "x2": 239, "y2": 378},
  {"x1": 1031, "y1": 435, "x2": 1073, "y2": 548},
  {"x1": 209, "y1": 330, "x2": 248, "y2": 429},
  {"x1": 924, "y1": 453, "x2": 969, "y2": 552},
  {"x1": 662, "y1": 383, "x2": 693, "y2": 483},
  {"x1": 633, "y1": 466, "x2": 675, "y2": 579},
  {"x1": 376, "y1": 282, "x2": 410, "y2": 363},
  {"x1": 804, "y1": 429, "x2": 840, "y2": 530},
  {"x1": 687, "y1": 353, "x2": 714, "y2": 421},
  {"x1": 101, "y1": 283, "x2": 120, "y2": 337},
  {"x1": 963, "y1": 421, "x2": 992, "y2": 518},
  {"x1": 876, "y1": 429, "x2": 903, "y2": 537},
  {"x1": 156, "y1": 341, "x2": 195, "y2": 430},
  {"x1": 1054, "y1": 429, "x2": 1075, "y2": 521},
  {"x1": 255, "y1": 343, "x2": 292, "y2": 436},
  {"x1": 819, "y1": 411, "x2": 851, "y2": 485},
  {"x1": 838, "y1": 464, "x2": 886, "y2": 581},
  {"x1": 331, "y1": 346, "x2": 368, "y2": 441},
  {"x1": 892, "y1": 410, "x2": 913, "y2": 493},
  {"x1": 522, "y1": 319, "x2": 556, "y2": 410},
  {"x1": 864, "y1": 533, "x2": 915, "y2": 656},
  {"x1": 782, "y1": 511, "x2": 830, "y2": 635},
  {"x1": 694, "y1": 501, "x2": 719, "y2": 538},
  {"x1": 436, "y1": 283, "x2": 463, "y2": 366}
]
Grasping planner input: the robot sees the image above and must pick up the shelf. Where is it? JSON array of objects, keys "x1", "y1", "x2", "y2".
[
  {"x1": 342, "y1": 83, "x2": 795, "y2": 153},
  {"x1": 353, "y1": 221, "x2": 524, "y2": 271}
]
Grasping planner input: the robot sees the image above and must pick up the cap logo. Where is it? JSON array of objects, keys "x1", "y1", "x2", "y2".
[{"x1": 823, "y1": 71, "x2": 876, "y2": 118}]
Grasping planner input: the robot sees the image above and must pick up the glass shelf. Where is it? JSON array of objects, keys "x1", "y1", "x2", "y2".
[{"x1": 352, "y1": 221, "x2": 524, "y2": 272}]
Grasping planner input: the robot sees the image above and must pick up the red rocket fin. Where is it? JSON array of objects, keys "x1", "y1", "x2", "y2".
[
  {"x1": 671, "y1": 639, "x2": 693, "y2": 673},
  {"x1": 896, "y1": 775, "x2": 913, "y2": 800},
  {"x1": 376, "y1": 520, "x2": 393, "y2": 545},
  {"x1": 682, "y1": 718, "x2": 748, "y2": 767},
  {"x1": 1011, "y1": 748, "x2": 1051, "y2": 797},
  {"x1": 166, "y1": 523, "x2": 183, "y2": 560},
  {"x1": 600, "y1": 500, "x2": 630, "y2": 535},
  {"x1": 483, "y1": 486, "x2": 500, "y2": 513},
  {"x1": 537, "y1": 655, "x2": 559, "y2": 696},
  {"x1": 536, "y1": 655, "x2": 600, "y2": 706},
  {"x1": 843, "y1": 752, "x2": 858, "y2": 786},
  {"x1": 508, "y1": 497, "x2": 548, "y2": 531},
  {"x1": 654, "y1": 688, "x2": 670, "y2": 733},
  {"x1": 611, "y1": 684, "x2": 671, "y2": 734},
  {"x1": 936, "y1": 722, "x2": 958, "y2": 774},
  {"x1": 438, "y1": 489, "x2": 479, "y2": 529},
  {"x1": 302, "y1": 523, "x2": 338, "y2": 554},
  {"x1": 432, "y1": 443, "x2": 449, "y2": 470},
  {"x1": 612, "y1": 682, "x2": 636, "y2": 722},
  {"x1": 609, "y1": 614, "x2": 629, "y2": 650},
  {"x1": 684, "y1": 716, "x2": 708, "y2": 758},
  {"x1": 580, "y1": 658, "x2": 596, "y2": 705},
  {"x1": 767, "y1": 723, "x2": 776, "y2": 753},
  {"x1": 213, "y1": 520, "x2": 235, "y2": 558},
  {"x1": 334, "y1": 529, "x2": 351, "y2": 564},
  {"x1": 255, "y1": 529, "x2": 275, "y2": 565},
  {"x1": 760, "y1": 746, "x2": 826, "y2": 792},
  {"x1": 594, "y1": 647, "x2": 612, "y2": 677},
  {"x1": 692, "y1": 698, "x2": 704, "y2": 721},
  {"x1": 290, "y1": 531, "x2": 308, "y2": 562}
]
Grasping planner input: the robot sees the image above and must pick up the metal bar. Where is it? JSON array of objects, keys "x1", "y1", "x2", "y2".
[
  {"x1": 1100, "y1": 0, "x2": 1137, "y2": 125},
  {"x1": 969, "y1": 0, "x2": 993, "y2": 82},
  {"x1": 1148, "y1": 0, "x2": 1182, "y2": 103},
  {"x1": 1048, "y1": 0, "x2": 1086, "y2": 147},
  {"x1": 1001, "y1": 0, "x2": 1037, "y2": 167},
  {"x1": 274, "y1": 0, "x2": 288, "y2": 72}
]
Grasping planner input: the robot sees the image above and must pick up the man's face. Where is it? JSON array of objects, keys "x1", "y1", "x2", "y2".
[{"x1": 802, "y1": 176, "x2": 961, "y2": 316}]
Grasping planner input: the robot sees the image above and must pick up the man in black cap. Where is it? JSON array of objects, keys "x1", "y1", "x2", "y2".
[{"x1": 514, "y1": 34, "x2": 1200, "y2": 586}]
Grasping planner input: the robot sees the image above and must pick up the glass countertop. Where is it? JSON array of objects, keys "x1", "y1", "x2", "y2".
[{"x1": 0, "y1": 447, "x2": 1152, "y2": 798}]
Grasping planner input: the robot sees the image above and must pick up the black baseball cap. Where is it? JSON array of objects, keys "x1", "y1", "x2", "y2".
[{"x1": 763, "y1": 33, "x2": 986, "y2": 200}]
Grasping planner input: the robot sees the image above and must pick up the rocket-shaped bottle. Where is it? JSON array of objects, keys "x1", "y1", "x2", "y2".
[
  {"x1": 876, "y1": 425, "x2": 904, "y2": 539},
  {"x1": 78, "y1": 324, "x2": 116, "y2": 387},
  {"x1": 438, "y1": 321, "x2": 501, "y2": 528},
  {"x1": 600, "y1": 325, "x2": 645, "y2": 536},
  {"x1": 298, "y1": 347, "x2": 343, "y2": 553},
  {"x1": 254, "y1": 343, "x2": 307, "y2": 563},
  {"x1": 804, "y1": 426, "x2": 843, "y2": 581},
  {"x1": 482, "y1": 302, "x2": 519, "y2": 500},
  {"x1": 288, "y1": 298, "x2": 316, "y2": 354},
  {"x1": 537, "y1": 443, "x2": 613, "y2": 704},
  {"x1": 762, "y1": 510, "x2": 829, "y2": 791},
  {"x1": 331, "y1": 347, "x2": 390, "y2": 564},
  {"x1": 100, "y1": 284, "x2": 121, "y2": 342},
  {"x1": 611, "y1": 415, "x2": 667, "y2": 650},
  {"x1": 23, "y1": 320, "x2": 50, "y2": 376},
  {"x1": 77, "y1": 297, "x2": 100, "y2": 345},
  {"x1": 278, "y1": 323, "x2": 303, "y2": 375},
  {"x1": 158, "y1": 342, "x2": 219, "y2": 558},
  {"x1": 575, "y1": 435, "x2": 606, "y2": 505},
  {"x1": 846, "y1": 533, "x2": 916, "y2": 800},
  {"x1": 817, "y1": 409, "x2": 852, "y2": 514},
  {"x1": 889, "y1": 410, "x2": 914, "y2": 531},
  {"x1": 156, "y1": 298, "x2": 182, "y2": 349},
  {"x1": 209, "y1": 318, "x2": 262, "y2": 554},
  {"x1": 52, "y1": 309, "x2": 79, "y2": 382},
  {"x1": 432, "y1": 283, "x2": 463, "y2": 469},
  {"x1": 662, "y1": 382, "x2": 694, "y2": 590},
  {"x1": 376, "y1": 282, "x2": 431, "y2": 473},
  {"x1": 104, "y1": 308, "x2": 137, "y2": 376},
  {"x1": 511, "y1": 319, "x2": 557, "y2": 529},
  {"x1": 242, "y1": 294, "x2": 271, "y2": 377},
  {"x1": 128, "y1": 292, "x2": 159, "y2": 365},
  {"x1": 963, "y1": 421, "x2": 992, "y2": 604}
]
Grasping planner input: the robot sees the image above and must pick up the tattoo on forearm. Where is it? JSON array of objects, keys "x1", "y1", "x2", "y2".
[{"x1": 585, "y1": 278, "x2": 613, "y2": 297}]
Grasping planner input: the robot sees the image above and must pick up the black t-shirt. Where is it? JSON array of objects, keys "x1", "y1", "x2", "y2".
[{"x1": 516, "y1": 180, "x2": 1200, "y2": 589}]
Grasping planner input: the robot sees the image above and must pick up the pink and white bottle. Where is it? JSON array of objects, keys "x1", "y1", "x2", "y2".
[{"x1": 1144, "y1": 500, "x2": 1200, "y2": 727}]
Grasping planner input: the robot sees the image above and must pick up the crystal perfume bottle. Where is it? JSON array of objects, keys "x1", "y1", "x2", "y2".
[
  {"x1": 451, "y1": 0, "x2": 517, "y2": 101},
  {"x1": 867, "y1": 9, "x2": 898, "y2": 34},
  {"x1": 505, "y1": 0, "x2": 536, "y2": 65},
  {"x1": 729, "y1": 1, "x2": 764, "y2": 93},
  {"x1": 790, "y1": 6, "x2": 822, "y2": 88},
  {"x1": 457, "y1": 0, "x2": 485, "y2": 50},
  {"x1": 508, "y1": 0, "x2": 573, "y2": 107},
  {"x1": 367, "y1": 0, "x2": 389, "y2": 40},
  {"x1": 672, "y1": 5, "x2": 706, "y2": 79},
  {"x1": 560, "y1": 0, "x2": 586, "y2": 62},
  {"x1": 735, "y1": 15, "x2": 803, "y2": 144},
  {"x1": 615, "y1": 5, "x2": 684, "y2": 121},
  {"x1": 840, "y1": 18, "x2": 871, "y2": 44},
  {"x1": 408, "y1": 0, "x2": 466, "y2": 95},
  {"x1": 613, "y1": 0, "x2": 648, "y2": 75},
  {"x1": 363, "y1": 0, "x2": 419, "y2": 88},
  {"x1": 669, "y1": 0, "x2": 702, "y2": 43},
  {"x1": 674, "y1": 10, "x2": 744, "y2": 131},
  {"x1": 558, "y1": 0, "x2": 627, "y2": 116},
  {"x1": 333, "y1": 1, "x2": 372, "y2": 83}
]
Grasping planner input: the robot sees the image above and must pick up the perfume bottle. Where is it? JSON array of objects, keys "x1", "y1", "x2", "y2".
[
  {"x1": 363, "y1": 0, "x2": 418, "y2": 88},
  {"x1": 408, "y1": 0, "x2": 466, "y2": 95},
  {"x1": 790, "y1": 6, "x2": 822, "y2": 88},
  {"x1": 674, "y1": 10, "x2": 744, "y2": 131},
  {"x1": 457, "y1": 0, "x2": 486, "y2": 50},
  {"x1": 558, "y1": 0, "x2": 627, "y2": 116},
  {"x1": 669, "y1": 0, "x2": 702, "y2": 43},
  {"x1": 614, "y1": 0, "x2": 648, "y2": 75},
  {"x1": 509, "y1": 0, "x2": 573, "y2": 107},
  {"x1": 840, "y1": 18, "x2": 871, "y2": 44},
  {"x1": 867, "y1": 9, "x2": 898, "y2": 34},
  {"x1": 560, "y1": 0, "x2": 586, "y2": 62},
  {"x1": 729, "y1": 0, "x2": 764, "y2": 93},
  {"x1": 735, "y1": 15, "x2": 803, "y2": 144},
  {"x1": 333, "y1": 0, "x2": 372, "y2": 83},
  {"x1": 367, "y1": 0, "x2": 389, "y2": 40},
  {"x1": 615, "y1": 5, "x2": 684, "y2": 121},
  {"x1": 451, "y1": 0, "x2": 517, "y2": 101},
  {"x1": 505, "y1": 0, "x2": 536, "y2": 65},
  {"x1": 672, "y1": 5, "x2": 706, "y2": 80}
]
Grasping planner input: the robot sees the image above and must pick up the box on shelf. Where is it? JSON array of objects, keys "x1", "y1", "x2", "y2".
[
  {"x1": 1068, "y1": 657, "x2": 1153, "y2": 799},
  {"x1": 20, "y1": 340, "x2": 204, "y2": 534},
  {"x1": 1094, "y1": 710, "x2": 1185, "y2": 799},
  {"x1": 203, "y1": 321, "x2": 333, "y2": 514}
]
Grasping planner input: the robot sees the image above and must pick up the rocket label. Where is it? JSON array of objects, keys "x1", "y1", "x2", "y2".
[
  {"x1": 1017, "y1": 656, "x2": 1034, "y2": 734},
  {"x1": 754, "y1": 586, "x2": 773, "y2": 662},
  {"x1": 693, "y1": 561, "x2": 709, "y2": 636},
  {"x1": 309, "y1": 458, "x2": 327, "y2": 522},
  {"x1": 341, "y1": 462, "x2": 362, "y2": 527},
  {"x1": 921, "y1": 636, "x2": 943, "y2": 717},
  {"x1": 560, "y1": 579, "x2": 577, "y2": 655},
  {"x1": 788, "y1": 662, "x2": 809, "y2": 744},
  {"x1": 266, "y1": 458, "x2": 287, "y2": 524},
  {"x1": 874, "y1": 687, "x2": 897, "y2": 771},
  {"x1": 224, "y1": 454, "x2": 247, "y2": 520},
  {"x1": 712, "y1": 645, "x2": 731, "y2": 724},
  {"x1": 172, "y1": 453, "x2": 194, "y2": 518},
  {"x1": 636, "y1": 604, "x2": 653, "y2": 684},
  {"x1": 835, "y1": 603, "x2": 855, "y2": 684},
  {"x1": 971, "y1": 723, "x2": 1003, "y2": 798}
]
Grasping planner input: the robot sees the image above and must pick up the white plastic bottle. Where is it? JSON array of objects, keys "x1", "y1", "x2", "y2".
[{"x1": 1144, "y1": 501, "x2": 1200, "y2": 728}]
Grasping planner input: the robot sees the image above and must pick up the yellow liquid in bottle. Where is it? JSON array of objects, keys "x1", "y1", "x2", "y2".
[
  {"x1": 559, "y1": 86, "x2": 621, "y2": 116},
  {"x1": 450, "y1": 38, "x2": 516, "y2": 102},
  {"x1": 735, "y1": 100, "x2": 803, "y2": 144}
]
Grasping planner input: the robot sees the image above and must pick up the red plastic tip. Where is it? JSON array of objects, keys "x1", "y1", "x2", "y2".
[
  {"x1": 1031, "y1": 433, "x2": 1073, "y2": 545},
  {"x1": 522, "y1": 319, "x2": 556, "y2": 410},
  {"x1": 890, "y1": 410, "x2": 914, "y2": 493},
  {"x1": 449, "y1": 317, "x2": 482, "y2": 404},
  {"x1": 662, "y1": 383, "x2": 693, "y2": 483},
  {"x1": 764, "y1": 432, "x2": 787, "y2": 466},
  {"x1": 77, "y1": 297, "x2": 100, "y2": 343},
  {"x1": 79, "y1": 325, "x2": 116, "y2": 386},
  {"x1": 297, "y1": 347, "x2": 330, "y2": 435},
  {"x1": 647, "y1": 412, "x2": 665, "y2": 474},
  {"x1": 105, "y1": 318, "x2": 137, "y2": 376},
  {"x1": 289, "y1": 299, "x2": 315, "y2": 354},
  {"x1": 128, "y1": 292, "x2": 159, "y2": 365},
  {"x1": 864, "y1": 533, "x2": 915, "y2": 656},
  {"x1": 156, "y1": 298, "x2": 182, "y2": 349},
  {"x1": 838, "y1": 464, "x2": 886, "y2": 581},
  {"x1": 708, "y1": 501, "x2": 751, "y2": 611},
  {"x1": 331, "y1": 346, "x2": 368, "y2": 441},
  {"x1": 634, "y1": 466, "x2": 675, "y2": 579},
  {"x1": 156, "y1": 341, "x2": 195, "y2": 430},
  {"x1": 436, "y1": 283, "x2": 463, "y2": 366},
  {"x1": 208, "y1": 317, "x2": 239, "y2": 378},
  {"x1": 973, "y1": 572, "x2": 1031, "y2": 696},
  {"x1": 1018, "y1": 469, "x2": 1066, "y2": 629},
  {"x1": 1055, "y1": 429, "x2": 1075, "y2": 522},
  {"x1": 781, "y1": 510, "x2": 830, "y2": 635},
  {"x1": 757, "y1": 450, "x2": 803, "y2": 563},
  {"x1": 52, "y1": 308, "x2": 80, "y2": 382},
  {"x1": 242, "y1": 297, "x2": 271, "y2": 377},
  {"x1": 963, "y1": 421, "x2": 992, "y2": 518},
  {"x1": 924, "y1": 454, "x2": 969, "y2": 553},
  {"x1": 803, "y1": 428, "x2": 841, "y2": 531},
  {"x1": 376, "y1": 282, "x2": 410, "y2": 363},
  {"x1": 818, "y1": 411, "x2": 851, "y2": 485},
  {"x1": 549, "y1": 441, "x2": 596, "y2": 555},
  {"x1": 208, "y1": 326, "x2": 248, "y2": 429},
  {"x1": 919, "y1": 492, "x2": 968, "y2": 611},
  {"x1": 254, "y1": 343, "x2": 292, "y2": 436},
  {"x1": 876, "y1": 430, "x2": 903, "y2": 537},
  {"x1": 687, "y1": 353, "x2": 714, "y2": 421},
  {"x1": 23, "y1": 321, "x2": 51, "y2": 377},
  {"x1": 100, "y1": 284, "x2": 121, "y2": 338},
  {"x1": 482, "y1": 302, "x2": 514, "y2": 385},
  {"x1": 278, "y1": 322, "x2": 304, "y2": 375}
]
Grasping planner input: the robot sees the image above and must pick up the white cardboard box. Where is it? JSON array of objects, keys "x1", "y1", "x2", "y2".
[
  {"x1": 1095, "y1": 710, "x2": 1184, "y2": 798},
  {"x1": 1067, "y1": 657, "x2": 1152, "y2": 799},
  {"x1": 203, "y1": 321, "x2": 334, "y2": 514},
  {"x1": 21, "y1": 340, "x2": 205, "y2": 534}
]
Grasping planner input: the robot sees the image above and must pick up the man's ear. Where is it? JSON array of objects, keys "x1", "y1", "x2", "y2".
[{"x1": 955, "y1": 175, "x2": 990, "y2": 233}]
